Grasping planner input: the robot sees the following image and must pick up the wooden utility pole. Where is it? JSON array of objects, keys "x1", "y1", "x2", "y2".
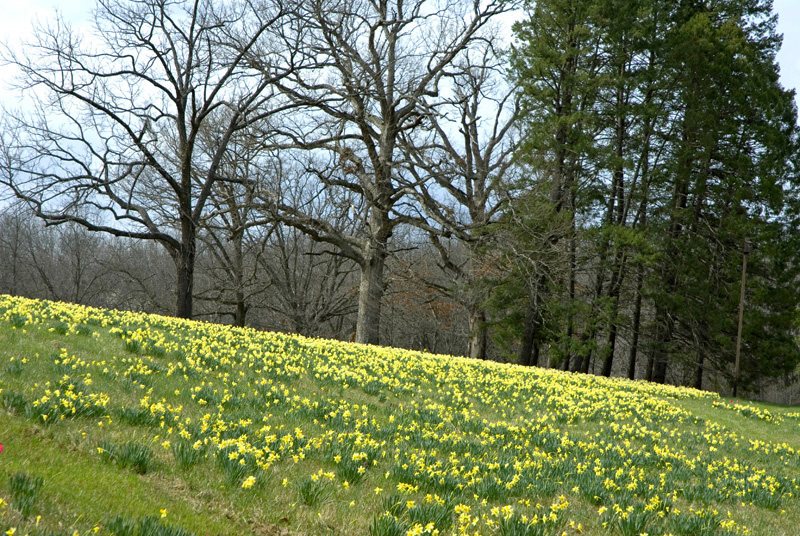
[{"x1": 733, "y1": 237, "x2": 753, "y2": 397}]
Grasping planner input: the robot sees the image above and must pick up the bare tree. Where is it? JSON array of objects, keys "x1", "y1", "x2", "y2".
[
  {"x1": 259, "y1": 0, "x2": 513, "y2": 344},
  {"x1": 0, "y1": 0, "x2": 297, "y2": 318},
  {"x1": 257, "y1": 225, "x2": 359, "y2": 338},
  {"x1": 398, "y1": 35, "x2": 519, "y2": 359},
  {"x1": 101, "y1": 237, "x2": 176, "y2": 313},
  {"x1": 0, "y1": 202, "x2": 35, "y2": 297},
  {"x1": 385, "y1": 235, "x2": 470, "y2": 355},
  {"x1": 0, "y1": 201, "x2": 149, "y2": 309},
  {"x1": 247, "y1": 150, "x2": 362, "y2": 336},
  {"x1": 193, "y1": 119, "x2": 277, "y2": 327},
  {"x1": 195, "y1": 186, "x2": 271, "y2": 327}
]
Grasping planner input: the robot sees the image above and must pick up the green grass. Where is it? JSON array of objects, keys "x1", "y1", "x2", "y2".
[{"x1": 0, "y1": 294, "x2": 799, "y2": 536}]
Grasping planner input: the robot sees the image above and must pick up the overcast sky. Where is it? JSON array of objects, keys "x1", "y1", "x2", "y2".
[{"x1": 1, "y1": 0, "x2": 799, "y2": 111}]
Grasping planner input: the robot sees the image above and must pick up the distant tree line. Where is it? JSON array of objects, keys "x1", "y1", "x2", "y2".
[
  {"x1": 1, "y1": 0, "x2": 798, "y2": 399},
  {"x1": 0, "y1": 200, "x2": 472, "y2": 351}
]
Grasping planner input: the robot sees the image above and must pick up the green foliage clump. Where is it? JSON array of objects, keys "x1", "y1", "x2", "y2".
[
  {"x1": 368, "y1": 513, "x2": 408, "y2": 536},
  {"x1": 107, "y1": 515, "x2": 194, "y2": 536},
  {"x1": 296, "y1": 476, "x2": 331, "y2": 507},
  {"x1": 171, "y1": 440, "x2": 204, "y2": 470},
  {"x1": 9, "y1": 472, "x2": 43, "y2": 519},
  {"x1": 98, "y1": 441, "x2": 154, "y2": 475}
]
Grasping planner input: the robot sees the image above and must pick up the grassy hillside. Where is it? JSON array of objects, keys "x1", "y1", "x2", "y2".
[{"x1": 1, "y1": 294, "x2": 799, "y2": 536}]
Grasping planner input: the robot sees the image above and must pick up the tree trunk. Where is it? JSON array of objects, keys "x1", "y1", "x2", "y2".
[
  {"x1": 520, "y1": 271, "x2": 549, "y2": 366},
  {"x1": 580, "y1": 347, "x2": 592, "y2": 374},
  {"x1": 651, "y1": 303, "x2": 672, "y2": 384},
  {"x1": 601, "y1": 320, "x2": 618, "y2": 377},
  {"x1": 233, "y1": 290, "x2": 247, "y2": 328},
  {"x1": 468, "y1": 307, "x2": 488, "y2": 360},
  {"x1": 355, "y1": 242, "x2": 387, "y2": 345},
  {"x1": 601, "y1": 252, "x2": 627, "y2": 377},
  {"x1": 519, "y1": 294, "x2": 538, "y2": 366},
  {"x1": 232, "y1": 227, "x2": 247, "y2": 328},
  {"x1": 627, "y1": 266, "x2": 644, "y2": 380},
  {"x1": 600, "y1": 65, "x2": 628, "y2": 378},
  {"x1": 647, "y1": 114, "x2": 692, "y2": 383},
  {"x1": 563, "y1": 216, "x2": 577, "y2": 371},
  {"x1": 8, "y1": 217, "x2": 22, "y2": 296},
  {"x1": 175, "y1": 217, "x2": 196, "y2": 319},
  {"x1": 578, "y1": 264, "x2": 607, "y2": 373},
  {"x1": 694, "y1": 350, "x2": 704, "y2": 390},
  {"x1": 645, "y1": 351, "x2": 655, "y2": 382},
  {"x1": 652, "y1": 351, "x2": 669, "y2": 384}
]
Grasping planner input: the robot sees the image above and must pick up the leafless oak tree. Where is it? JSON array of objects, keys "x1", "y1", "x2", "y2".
[
  {"x1": 0, "y1": 0, "x2": 298, "y2": 318},
  {"x1": 399, "y1": 35, "x2": 519, "y2": 359},
  {"x1": 259, "y1": 0, "x2": 514, "y2": 344}
]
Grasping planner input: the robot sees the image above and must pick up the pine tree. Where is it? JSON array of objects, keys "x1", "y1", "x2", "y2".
[{"x1": 507, "y1": 0, "x2": 800, "y2": 391}]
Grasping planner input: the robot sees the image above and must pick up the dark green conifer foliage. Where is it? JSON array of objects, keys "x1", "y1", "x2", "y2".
[{"x1": 505, "y1": 0, "x2": 800, "y2": 392}]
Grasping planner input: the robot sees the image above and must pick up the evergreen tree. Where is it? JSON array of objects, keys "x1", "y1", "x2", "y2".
[
  {"x1": 646, "y1": 0, "x2": 800, "y2": 387},
  {"x1": 507, "y1": 0, "x2": 800, "y2": 392},
  {"x1": 508, "y1": 0, "x2": 605, "y2": 368}
]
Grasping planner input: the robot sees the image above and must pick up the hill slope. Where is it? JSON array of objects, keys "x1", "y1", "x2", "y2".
[{"x1": 1, "y1": 294, "x2": 799, "y2": 536}]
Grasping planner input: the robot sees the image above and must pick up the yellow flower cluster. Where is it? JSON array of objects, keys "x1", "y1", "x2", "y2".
[
  {"x1": 712, "y1": 398, "x2": 782, "y2": 423},
  {"x1": 1, "y1": 294, "x2": 798, "y2": 535}
]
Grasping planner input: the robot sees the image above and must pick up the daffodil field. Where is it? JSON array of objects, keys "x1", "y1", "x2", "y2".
[{"x1": 1, "y1": 295, "x2": 799, "y2": 536}]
